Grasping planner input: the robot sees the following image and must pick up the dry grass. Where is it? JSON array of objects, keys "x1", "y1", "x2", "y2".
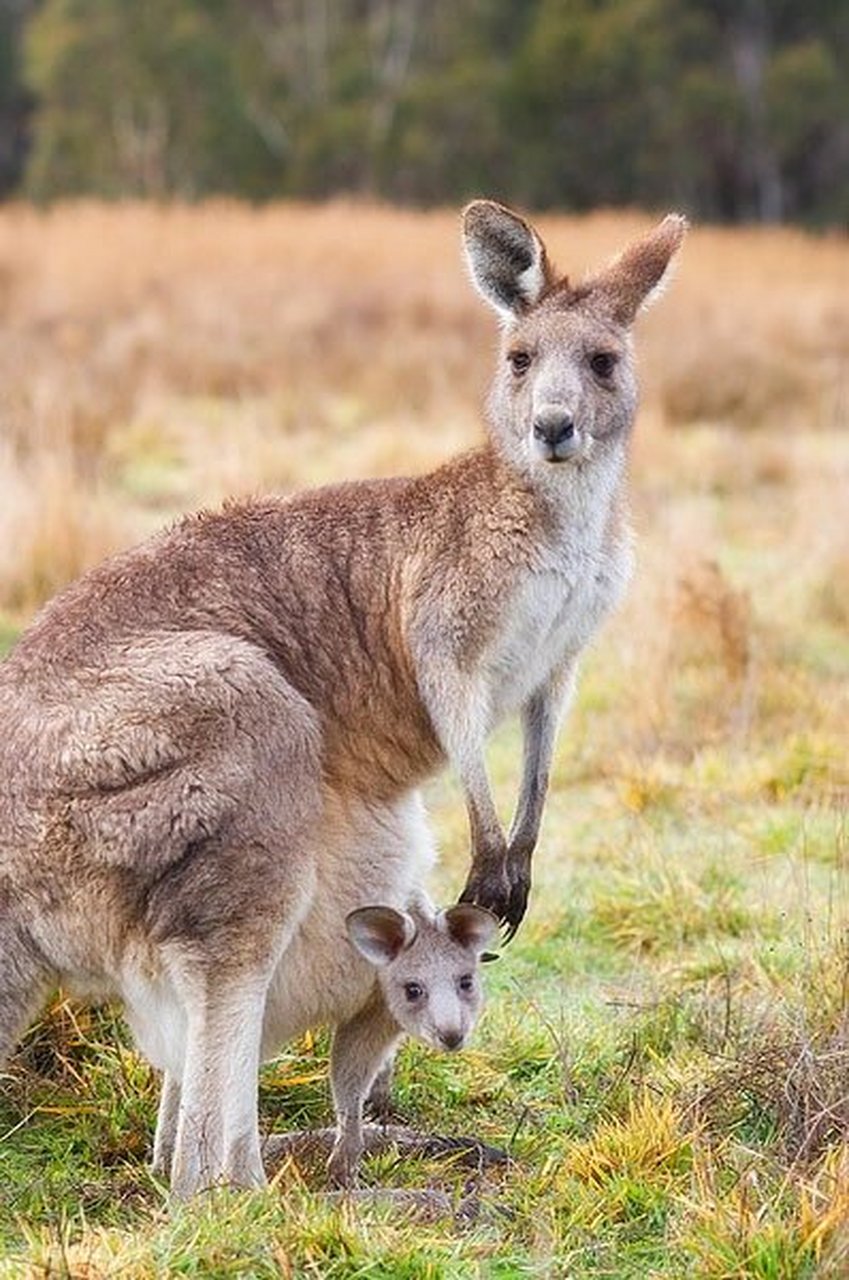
[{"x1": 0, "y1": 201, "x2": 847, "y2": 618}]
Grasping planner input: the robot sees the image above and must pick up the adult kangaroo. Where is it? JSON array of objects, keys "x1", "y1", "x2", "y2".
[{"x1": 0, "y1": 201, "x2": 685, "y2": 1195}]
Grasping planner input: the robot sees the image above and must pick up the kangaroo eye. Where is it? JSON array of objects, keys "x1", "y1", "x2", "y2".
[
  {"x1": 458, "y1": 974, "x2": 475, "y2": 993},
  {"x1": 404, "y1": 982, "x2": 424, "y2": 1002},
  {"x1": 508, "y1": 350, "x2": 532, "y2": 376},
  {"x1": 590, "y1": 351, "x2": 617, "y2": 378}
]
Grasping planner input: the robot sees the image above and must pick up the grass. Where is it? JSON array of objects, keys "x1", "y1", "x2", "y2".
[{"x1": 1, "y1": 201, "x2": 848, "y2": 1275}]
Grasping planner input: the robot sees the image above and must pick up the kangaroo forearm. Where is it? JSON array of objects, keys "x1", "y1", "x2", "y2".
[
  {"x1": 413, "y1": 657, "x2": 509, "y2": 865},
  {"x1": 509, "y1": 664, "x2": 578, "y2": 857},
  {"x1": 465, "y1": 667, "x2": 577, "y2": 937},
  {"x1": 465, "y1": 765, "x2": 508, "y2": 866},
  {"x1": 508, "y1": 696, "x2": 556, "y2": 857}
]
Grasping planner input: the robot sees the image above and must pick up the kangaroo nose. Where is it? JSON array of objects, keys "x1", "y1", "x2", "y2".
[
  {"x1": 533, "y1": 413, "x2": 574, "y2": 446},
  {"x1": 440, "y1": 1030, "x2": 463, "y2": 1051}
]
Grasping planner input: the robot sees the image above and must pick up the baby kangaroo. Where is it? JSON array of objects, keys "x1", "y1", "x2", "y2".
[
  {"x1": 0, "y1": 200, "x2": 685, "y2": 1196},
  {"x1": 318, "y1": 901, "x2": 496, "y2": 1189}
]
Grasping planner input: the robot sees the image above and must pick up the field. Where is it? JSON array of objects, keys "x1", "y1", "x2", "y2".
[{"x1": 0, "y1": 201, "x2": 848, "y2": 1277}]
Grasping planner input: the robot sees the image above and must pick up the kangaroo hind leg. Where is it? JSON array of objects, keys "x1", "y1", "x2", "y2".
[
  {"x1": 136, "y1": 639, "x2": 322, "y2": 1196},
  {"x1": 0, "y1": 902, "x2": 53, "y2": 1070},
  {"x1": 167, "y1": 966, "x2": 269, "y2": 1198}
]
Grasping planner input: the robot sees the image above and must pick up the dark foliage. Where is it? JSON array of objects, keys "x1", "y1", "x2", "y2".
[{"x1": 2, "y1": 1, "x2": 848, "y2": 221}]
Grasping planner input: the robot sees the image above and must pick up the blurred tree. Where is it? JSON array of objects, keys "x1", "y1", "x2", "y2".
[
  {"x1": 0, "y1": 0, "x2": 34, "y2": 196},
  {"x1": 6, "y1": 0, "x2": 849, "y2": 221},
  {"x1": 768, "y1": 41, "x2": 847, "y2": 221},
  {"x1": 505, "y1": 0, "x2": 849, "y2": 223},
  {"x1": 506, "y1": 0, "x2": 695, "y2": 209},
  {"x1": 377, "y1": 0, "x2": 534, "y2": 202},
  {"x1": 232, "y1": 0, "x2": 434, "y2": 197},
  {"x1": 672, "y1": 0, "x2": 849, "y2": 221},
  {"x1": 24, "y1": 0, "x2": 274, "y2": 197}
]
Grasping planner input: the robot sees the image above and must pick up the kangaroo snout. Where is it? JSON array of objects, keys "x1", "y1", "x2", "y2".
[
  {"x1": 531, "y1": 409, "x2": 580, "y2": 462},
  {"x1": 438, "y1": 1028, "x2": 464, "y2": 1051}
]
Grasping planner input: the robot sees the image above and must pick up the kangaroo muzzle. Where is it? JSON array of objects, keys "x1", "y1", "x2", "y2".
[{"x1": 532, "y1": 410, "x2": 581, "y2": 462}]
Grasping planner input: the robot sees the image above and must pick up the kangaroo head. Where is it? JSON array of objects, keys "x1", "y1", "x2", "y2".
[
  {"x1": 345, "y1": 903, "x2": 498, "y2": 1052},
  {"x1": 462, "y1": 200, "x2": 687, "y2": 476}
]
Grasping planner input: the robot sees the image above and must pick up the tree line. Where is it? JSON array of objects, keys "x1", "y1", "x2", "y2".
[{"x1": 1, "y1": 0, "x2": 848, "y2": 223}]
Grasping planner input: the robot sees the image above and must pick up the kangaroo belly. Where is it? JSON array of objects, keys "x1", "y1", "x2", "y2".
[
  {"x1": 260, "y1": 790, "x2": 435, "y2": 1056},
  {"x1": 122, "y1": 968, "x2": 187, "y2": 1078}
]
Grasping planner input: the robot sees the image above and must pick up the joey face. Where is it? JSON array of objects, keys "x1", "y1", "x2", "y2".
[
  {"x1": 463, "y1": 200, "x2": 686, "y2": 478},
  {"x1": 345, "y1": 903, "x2": 497, "y2": 1053},
  {"x1": 377, "y1": 928, "x2": 484, "y2": 1051}
]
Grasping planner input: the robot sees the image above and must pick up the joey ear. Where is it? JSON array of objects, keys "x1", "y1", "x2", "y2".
[
  {"x1": 440, "y1": 904, "x2": 500, "y2": 953},
  {"x1": 592, "y1": 213, "x2": 687, "y2": 324},
  {"x1": 346, "y1": 906, "x2": 416, "y2": 967},
  {"x1": 462, "y1": 200, "x2": 553, "y2": 320}
]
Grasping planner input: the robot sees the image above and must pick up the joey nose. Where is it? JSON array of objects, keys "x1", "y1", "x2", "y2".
[
  {"x1": 533, "y1": 413, "x2": 574, "y2": 446},
  {"x1": 440, "y1": 1030, "x2": 463, "y2": 1051}
]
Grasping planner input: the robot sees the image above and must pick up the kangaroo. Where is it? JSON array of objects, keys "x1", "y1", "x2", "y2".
[{"x1": 0, "y1": 200, "x2": 685, "y2": 1196}]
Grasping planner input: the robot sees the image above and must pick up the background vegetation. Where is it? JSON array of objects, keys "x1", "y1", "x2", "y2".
[
  {"x1": 1, "y1": 0, "x2": 849, "y2": 221},
  {"x1": 0, "y1": 202, "x2": 847, "y2": 1274}
]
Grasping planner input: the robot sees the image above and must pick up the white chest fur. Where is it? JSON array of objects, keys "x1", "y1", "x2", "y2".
[{"x1": 484, "y1": 519, "x2": 632, "y2": 723}]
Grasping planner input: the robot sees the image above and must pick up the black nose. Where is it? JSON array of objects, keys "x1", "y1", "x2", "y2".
[
  {"x1": 533, "y1": 414, "x2": 574, "y2": 446},
  {"x1": 440, "y1": 1030, "x2": 463, "y2": 1051}
]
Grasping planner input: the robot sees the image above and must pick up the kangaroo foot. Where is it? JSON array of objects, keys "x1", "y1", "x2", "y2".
[{"x1": 263, "y1": 1125, "x2": 507, "y2": 1173}]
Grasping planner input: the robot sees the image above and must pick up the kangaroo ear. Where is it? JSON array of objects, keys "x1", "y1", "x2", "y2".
[
  {"x1": 346, "y1": 906, "x2": 417, "y2": 967},
  {"x1": 440, "y1": 904, "x2": 500, "y2": 953},
  {"x1": 592, "y1": 213, "x2": 688, "y2": 324},
  {"x1": 463, "y1": 200, "x2": 553, "y2": 320}
]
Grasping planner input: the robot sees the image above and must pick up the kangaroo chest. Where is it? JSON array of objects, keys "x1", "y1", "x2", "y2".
[{"x1": 483, "y1": 535, "x2": 628, "y2": 721}]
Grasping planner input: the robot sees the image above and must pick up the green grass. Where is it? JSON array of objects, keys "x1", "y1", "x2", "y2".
[{"x1": 2, "y1": 719, "x2": 847, "y2": 1276}]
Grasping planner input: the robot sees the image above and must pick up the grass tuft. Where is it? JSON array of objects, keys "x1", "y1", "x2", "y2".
[{"x1": 592, "y1": 863, "x2": 750, "y2": 955}]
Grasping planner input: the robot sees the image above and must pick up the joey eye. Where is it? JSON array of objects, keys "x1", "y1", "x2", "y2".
[
  {"x1": 508, "y1": 350, "x2": 532, "y2": 376},
  {"x1": 404, "y1": 982, "x2": 424, "y2": 1002},
  {"x1": 458, "y1": 974, "x2": 475, "y2": 993},
  {"x1": 590, "y1": 351, "x2": 617, "y2": 379}
]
